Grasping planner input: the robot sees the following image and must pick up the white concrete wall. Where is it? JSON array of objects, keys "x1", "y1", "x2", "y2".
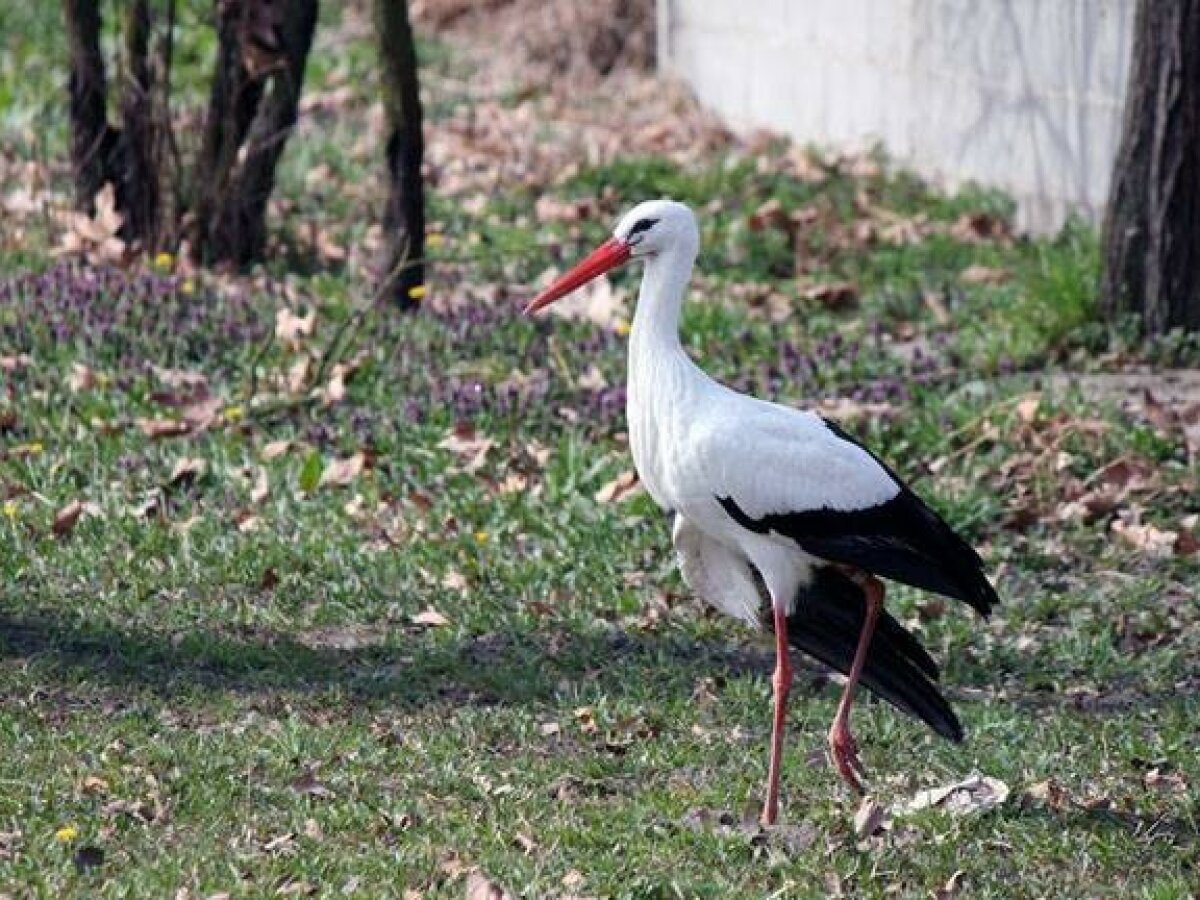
[{"x1": 659, "y1": 0, "x2": 1135, "y2": 233}]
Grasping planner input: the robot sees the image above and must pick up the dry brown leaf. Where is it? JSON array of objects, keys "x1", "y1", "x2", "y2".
[
  {"x1": 81, "y1": 775, "x2": 109, "y2": 795},
  {"x1": 512, "y1": 831, "x2": 538, "y2": 855},
  {"x1": 535, "y1": 195, "x2": 594, "y2": 222},
  {"x1": 497, "y1": 472, "x2": 530, "y2": 494},
  {"x1": 89, "y1": 184, "x2": 123, "y2": 241},
  {"x1": 315, "y1": 228, "x2": 346, "y2": 263},
  {"x1": 183, "y1": 395, "x2": 222, "y2": 431},
  {"x1": 439, "y1": 424, "x2": 495, "y2": 473},
  {"x1": 262, "y1": 832, "x2": 296, "y2": 853},
  {"x1": 290, "y1": 768, "x2": 335, "y2": 799},
  {"x1": 275, "y1": 880, "x2": 314, "y2": 896},
  {"x1": 959, "y1": 264, "x2": 1009, "y2": 286},
  {"x1": 594, "y1": 469, "x2": 642, "y2": 503},
  {"x1": 67, "y1": 364, "x2": 96, "y2": 393},
  {"x1": 934, "y1": 870, "x2": 967, "y2": 900},
  {"x1": 441, "y1": 570, "x2": 468, "y2": 591},
  {"x1": 853, "y1": 797, "x2": 886, "y2": 838},
  {"x1": 138, "y1": 418, "x2": 191, "y2": 439},
  {"x1": 578, "y1": 364, "x2": 608, "y2": 391},
  {"x1": 522, "y1": 439, "x2": 552, "y2": 469},
  {"x1": 561, "y1": 869, "x2": 584, "y2": 889},
  {"x1": 1143, "y1": 766, "x2": 1189, "y2": 793},
  {"x1": 573, "y1": 706, "x2": 598, "y2": 734},
  {"x1": 1025, "y1": 778, "x2": 1070, "y2": 811},
  {"x1": 891, "y1": 774, "x2": 1009, "y2": 817},
  {"x1": 1094, "y1": 456, "x2": 1154, "y2": 490},
  {"x1": 3, "y1": 183, "x2": 61, "y2": 217},
  {"x1": 412, "y1": 606, "x2": 450, "y2": 627},
  {"x1": 319, "y1": 453, "x2": 365, "y2": 488},
  {"x1": 262, "y1": 440, "x2": 293, "y2": 461},
  {"x1": 52, "y1": 499, "x2": 85, "y2": 538},
  {"x1": 1014, "y1": 393, "x2": 1041, "y2": 424},
  {"x1": 800, "y1": 280, "x2": 859, "y2": 310},
  {"x1": 747, "y1": 198, "x2": 788, "y2": 232},
  {"x1": 1111, "y1": 510, "x2": 1178, "y2": 559},
  {"x1": 275, "y1": 308, "x2": 316, "y2": 349},
  {"x1": 951, "y1": 211, "x2": 1009, "y2": 243},
  {"x1": 787, "y1": 146, "x2": 828, "y2": 183},
  {"x1": 237, "y1": 513, "x2": 262, "y2": 533},
  {"x1": 57, "y1": 183, "x2": 125, "y2": 263},
  {"x1": 321, "y1": 363, "x2": 349, "y2": 406},
  {"x1": 922, "y1": 290, "x2": 950, "y2": 325},
  {"x1": 1183, "y1": 420, "x2": 1200, "y2": 464},
  {"x1": 152, "y1": 366, "x2": 208, "y2": 391},
  {"x1": 1175, "y1": 529, "x2": 1199, "y2": 557},
  {"x1": 287, "y1": 357, "x2": 312, "y2": 394},
  {"x1": 250, "y1": 467, "x2": 270, "y2": 504},
  {"x1": 167, "y1": 457, "x2": 208, "y2": 487},
  {"x1": 465, "y1": 871, "x2": 513, "y2": 900}
]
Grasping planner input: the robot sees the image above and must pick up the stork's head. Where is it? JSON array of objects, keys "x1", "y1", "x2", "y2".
[{"x1": 524, "y1": 200, "x2": 697, "y2": 314}]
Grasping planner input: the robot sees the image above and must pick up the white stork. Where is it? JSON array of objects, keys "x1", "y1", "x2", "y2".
[{"x1": 525, "y1": 200, "x2": 997, "y2": 826}]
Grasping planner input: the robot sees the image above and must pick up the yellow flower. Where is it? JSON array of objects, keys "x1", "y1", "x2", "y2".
[
  {"x1": 153, "y1": 251, "x2": 174, "y2": 270},
  {"x1": 407, "y1": 284, "x2": 427, "y2": 301},
  {"x1": 614, "y1": 318, "x2": 632, "y2": 337},
  {"x1": 55, "y1": 825, "x2": 79, "y2": 843},
  {"x1": 474, "y1": 530, "x2": 489, "y2": 544},
  {"x1": 2, "y1": 501, "x2": 17, "y2": 521},
  {"x1": 224, "y1": 404, "x2": 245, "y2": 422},
  {"x1": 181, "y1": 279, "x2": 195, "y2": 295},
  {"x1": 426, "y1": 233, "x2": 445, "y2": 248}
]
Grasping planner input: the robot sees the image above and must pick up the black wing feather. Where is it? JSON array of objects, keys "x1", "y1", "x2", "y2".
[
  {"x1": 769, "y1": 566, "x2": 963, "y2": 741},
  {"x1": 721, "y1": 419, "x2": 998, "y2": 617}
]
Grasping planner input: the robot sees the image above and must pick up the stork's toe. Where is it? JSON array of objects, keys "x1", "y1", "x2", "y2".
[{"x1": 828, "y1": 724, "x2": 867, "y2": 793}]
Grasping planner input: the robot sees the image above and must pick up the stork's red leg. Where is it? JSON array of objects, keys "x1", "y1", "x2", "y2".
[
  {"x1": 761, "y1": 602, "x2": 793, "y2": 827},
  {"x1": 828, "y1": 573, "x2": 884, "y2": 792}
]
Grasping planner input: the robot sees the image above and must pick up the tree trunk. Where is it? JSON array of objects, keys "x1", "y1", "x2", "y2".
[
  {"x1": 192, "y1": 0, "x2": 268, "y2": 262},
  {"x1": 1100, "y1": 0, "x2": 1200, "y2": 334},
  {"x1": 212, "y1": 0, "x2": 318, "y2": 263},
  {"x1": 192, "y1": 0, "x2": 316, "y2": 265},
  {"x1": 62, "y1": 0, "x2": 121, "y2": 215},
  {"x1": 118, "y1": 0, "x2": 159, "y2": 243},
  {"x1": 374, "y1": 0, "x2": 426, "y2": 309}
]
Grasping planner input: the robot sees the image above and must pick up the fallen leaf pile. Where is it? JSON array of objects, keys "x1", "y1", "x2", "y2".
[
  {"x1": 889, "y1": 774, "x2": 1010, "y2": 817},
  {"x1": 743, "y1": 191, "x2": 1012, "y2": 287},
  {"x1": 415, "y1": 0, "x2": 654, "y2": 82},
  {"x1": 933, "y1": 391, "x2": 1198, "y2": 561},
  {"x1": 54, "y1": 183, "x2": 126, "y2": 265}
]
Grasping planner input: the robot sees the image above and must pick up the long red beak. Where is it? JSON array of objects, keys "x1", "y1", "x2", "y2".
[{"x1": 523, "y1": 237, "x2": 632, "y2": 314}]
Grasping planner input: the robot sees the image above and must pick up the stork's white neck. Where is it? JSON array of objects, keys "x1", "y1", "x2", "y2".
[
  {"x1": 629, "y1": 242, "x2": 696, "y2": 356},
  {"x1": 626, "y1": 239, "x2": 713, "y2": 509}
]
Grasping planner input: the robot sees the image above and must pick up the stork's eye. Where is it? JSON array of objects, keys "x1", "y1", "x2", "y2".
[{"x1": 628, "y1": 218, "x2": 658, "y2": 237}]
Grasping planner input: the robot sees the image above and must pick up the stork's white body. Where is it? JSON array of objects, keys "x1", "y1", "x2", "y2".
[{"x1": 624, "y1": 215, "x2": 898, "y2": 625}]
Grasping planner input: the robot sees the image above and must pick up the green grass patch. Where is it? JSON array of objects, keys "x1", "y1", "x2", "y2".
[{"x1": 1, "y1": 5, "x2": 1198, "y2": 897}]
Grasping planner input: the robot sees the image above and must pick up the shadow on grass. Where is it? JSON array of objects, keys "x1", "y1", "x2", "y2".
[
  {"x1": 1011, "y1": 802, "x2": 1200, "y2": 851},
  {"x1": 0, "y1": 604, "x2": 797, "y2": 711},
  {"x1": 4, "y1": 604, "x2": 1196, "y2": 719}
]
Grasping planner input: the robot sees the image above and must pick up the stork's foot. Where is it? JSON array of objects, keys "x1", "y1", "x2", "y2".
[
  {"x1": 827, "y1": 720, "x2": 867, "y2": 794},
  {"x1": 759, "y1": 797, "x2": 778, "y2": 829}
]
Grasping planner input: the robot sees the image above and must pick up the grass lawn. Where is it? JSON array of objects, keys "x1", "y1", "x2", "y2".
[{"x1": 1, "y1": 4, "x2": 1198, "y2": 898}]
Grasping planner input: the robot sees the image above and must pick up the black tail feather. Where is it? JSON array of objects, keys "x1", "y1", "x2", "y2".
[{"x1": 774, "y1": 567, "x2": 963, "y2": 742}]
